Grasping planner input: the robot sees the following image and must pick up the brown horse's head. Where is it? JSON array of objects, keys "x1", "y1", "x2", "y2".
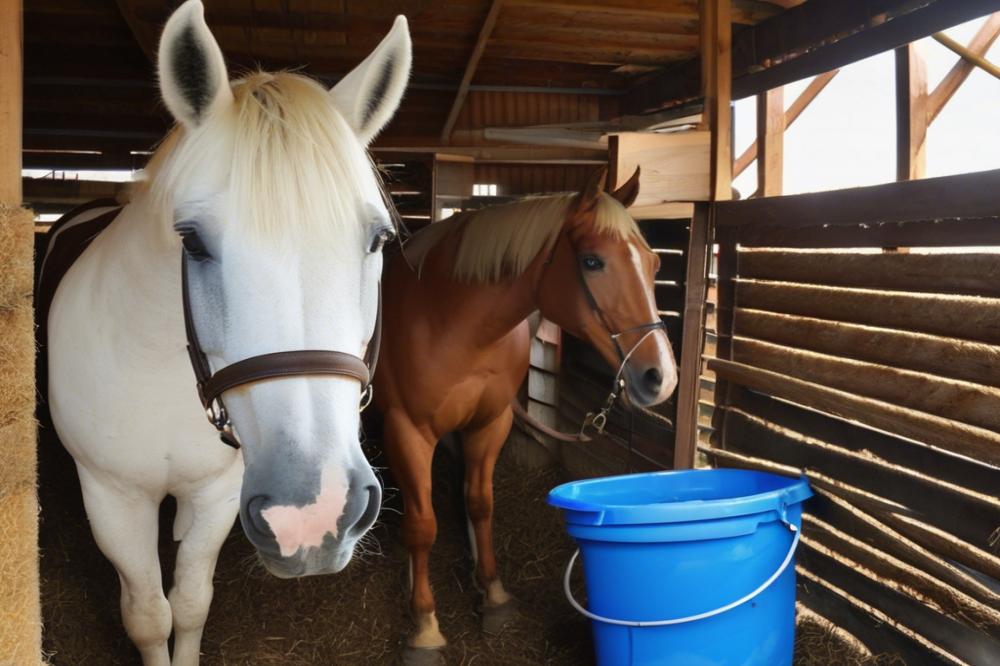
[{"x1": 535, "y1": 167, "x2": 678, "y2": 407}]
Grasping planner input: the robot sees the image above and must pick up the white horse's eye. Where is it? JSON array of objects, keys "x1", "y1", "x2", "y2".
[
  {"x1": 176, "y1": 225, "x2": 213, "y2": 262},
  {"x1": 368, "y1": 227, "x2": 396, "y2": 254}
]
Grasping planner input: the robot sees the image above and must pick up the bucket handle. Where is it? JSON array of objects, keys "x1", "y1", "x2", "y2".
[{"x1": 563, "y1": 519, "x2": 800, "y2": 627}]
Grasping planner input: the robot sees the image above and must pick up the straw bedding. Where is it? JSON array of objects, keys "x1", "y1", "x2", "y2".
[
  {"x1": 1, "y1": 204, "x2": 42, "y2": 666},
  {"x1": 38, "y1": 424, "x2": 887, "y2": 665}
]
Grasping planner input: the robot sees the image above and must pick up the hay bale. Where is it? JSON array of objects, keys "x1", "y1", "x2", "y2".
[{"x1": 0, "y1": 204, "x2": 41, "y2": 665}]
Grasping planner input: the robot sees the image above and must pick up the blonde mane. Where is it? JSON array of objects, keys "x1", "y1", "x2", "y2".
[
  {"x1": 404, "y1": 192, "x2": 647, "y2": 283},
  {"x1": 139, "y1": 71, "x2": 381, "y2": 244}
]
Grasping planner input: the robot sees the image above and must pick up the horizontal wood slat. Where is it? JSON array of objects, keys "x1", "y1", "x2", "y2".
[
  {"x1": 702, "y1": 444, "x2": 1000, "y2": 586},
  {"x1": 798, "y1": 544, "x2": 1000, "y2": 666},
  {"x1": 803, "y1": 516, "x2": 1000, "y2": 635},
  {"x1": 726, "y1": 386, "x2": 1000, "y2": 498},
  {"x1": 807, "y1": 490, "x2": 1000, "y2": 610},
  {"x1": 709, "y1": 359, "x2": 1000, "y2": 468},
  {"x1": 718, "y1": 216, "x2": 1000, "y2": 249},
  {"x1": 797, "y1": 574, "x2": 950, "y2": 666},
  {"x1": 731, "y1": 337, "x2": 1000, "y2": 433},
  {"x1": 739, "y1": 280, "x2": 1000, "y2": 345},
  {"x1": 716, "y1": 408, "x2": 1000, "y2": 549},
  {"x1": 736, "y1": 308, "x2": 1000, "y2": 389},
  {"x1": 739, "y1": 250, "x2": 1000, "y2": 298},
  {"x1": 715, "y1": 168, "x2": 1000, "y2": 232}
]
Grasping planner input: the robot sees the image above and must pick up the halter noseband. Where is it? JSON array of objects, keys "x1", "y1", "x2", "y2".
[{"x1": 182, "y1": 255, "x2": 381, "y2": 449}]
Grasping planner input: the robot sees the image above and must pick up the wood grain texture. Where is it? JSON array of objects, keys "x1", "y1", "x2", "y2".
[
  {"x1": 736, "y1": 308, "x2": 1000, "y2": 388},
  {"x1": 708, "y1": 358, "x2": 1000, "y2": 467},
  {"x1": 739, "y1": 249, "x2": 1000, "y2": 297},
  {"x1": 738, "y1": 279, "x2": 1000, "y2": 345},
  {"x1": 731, "y1": 337, "x2": 1000, "y2": 432}
]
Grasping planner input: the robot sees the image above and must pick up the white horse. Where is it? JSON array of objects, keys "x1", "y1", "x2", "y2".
[{"x1": 45, "y1": 2, "x2": 411, "y2": 664}]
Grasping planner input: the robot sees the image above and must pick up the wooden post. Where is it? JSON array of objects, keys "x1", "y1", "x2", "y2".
[
  {"x1": 0, "y1": 0, "x2": 21, "y2": 203},
  {"x1": 895, "y1": 43, "x2": 927, "y2": 181},
  {"x1": 734, "y1": 70, "x2": 838, "y2": 179},
  {"x1": 756, "y1": 87, "x2": 784, "y2": 197},
  {"x1": 0, "y1": 1, "x2": 42, "y2": 663},
  {"x1": 674, "y1": 0, "x2": 731, "y2": 470}
]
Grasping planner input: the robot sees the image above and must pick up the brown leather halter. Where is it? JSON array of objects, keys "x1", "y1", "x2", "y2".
[
  {"x1": 515, "y1": 228, "x2": 666, "y2": 442},
  {"x1": 182, "y1": 256, "x2": 381, "y2": 448}
]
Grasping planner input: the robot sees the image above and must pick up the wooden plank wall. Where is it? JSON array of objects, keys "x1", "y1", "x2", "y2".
[
  {"x1": 555, "y1": 217, "x2": 689, "y2": 475},
  {"x1": 472, "y1": 163, "x2": 594, "y2": 196},
  {"x1": 450, "y1": 90, "x2": 612, "y2": 145},
  {"x1": 707, "y1": 169, "x2": 1000, "y2": 663}
]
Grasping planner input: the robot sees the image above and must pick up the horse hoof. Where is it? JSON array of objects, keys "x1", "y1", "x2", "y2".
[
  {"x1": 401, "y1": 645, "x2": 446, "y2": 666},
  {"x1": 482, "y1": 597, "x2": 518, "y2": 635}
]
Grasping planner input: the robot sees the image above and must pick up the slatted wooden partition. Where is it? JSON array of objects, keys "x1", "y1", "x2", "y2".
[
  {"x1": 706, "y1": 169, "x2": 1000, "y2": 663},
  {"x1": 556, "y1": 217, "x2": 689, "y2": 474}
]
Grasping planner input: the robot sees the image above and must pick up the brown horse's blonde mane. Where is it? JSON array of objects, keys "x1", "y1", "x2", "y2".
[{"x1": 404, "y1": 192, "x2": 646, "y2": 283}]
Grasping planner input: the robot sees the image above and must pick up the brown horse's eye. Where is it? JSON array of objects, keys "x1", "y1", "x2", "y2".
[{"x1": 580, "y1": 254, "x2": 605, "y2": 271}]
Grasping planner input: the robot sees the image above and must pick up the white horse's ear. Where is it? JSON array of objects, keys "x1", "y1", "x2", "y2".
[
  {"x1": 330, "y1": 15, "x2": 412, "y2": 145},
  {"x1": 157, "y1": 0, "x2": 233, "y2": 128}
]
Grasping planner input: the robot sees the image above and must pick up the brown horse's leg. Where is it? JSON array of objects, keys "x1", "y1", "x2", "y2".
[
  {"x1": 383, "y1": 411, "x2": 446, "y2": 652},
  {"x1": 461, "y1": 408, "x2": 516, "y2": 632}
]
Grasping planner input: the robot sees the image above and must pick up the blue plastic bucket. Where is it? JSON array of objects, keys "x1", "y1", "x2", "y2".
[{"x1": 548, "y1": 469, "x2": 812, "y2": 666}]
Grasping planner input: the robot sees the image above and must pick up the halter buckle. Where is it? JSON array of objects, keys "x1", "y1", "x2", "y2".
[{"x1": 359, "y1": 384, "x2": 374, "y2": 412}]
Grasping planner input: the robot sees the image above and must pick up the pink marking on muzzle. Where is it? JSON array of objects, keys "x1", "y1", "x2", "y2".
[{"x1": 261, "y1": 468, "x2": 349, "y2": 557}]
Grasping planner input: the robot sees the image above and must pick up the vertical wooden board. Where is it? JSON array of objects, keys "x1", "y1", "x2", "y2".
[
  {"x1": 610, "y1": 131, "x2": 711, "y2": 206},
  {"x1": 756, "y1": 86, "x2": 784, "y2": 196},
  {"x1": 895, "y1": 43, "x2": 927, "y2": 181},
  {"x1": 674, "y1": 204, "x2": 712, "y2": 468}
]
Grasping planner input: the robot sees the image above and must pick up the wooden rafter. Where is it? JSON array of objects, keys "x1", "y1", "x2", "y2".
[
  {"x1": 932, "y1": 29, "x2": 1000, "y2": 82},
  {"x1": 624, "y1": 0, "x2": 1000, "y2": 114},
  {"x1": 440, "y1": 0, "x2": 504, "y2": 143},
  {"x1": 733, "y1": 69, "x2": 838, "y2": 179},
  {"x1": 928, "y1": 13, "x2": 1000, "y2": 124}
]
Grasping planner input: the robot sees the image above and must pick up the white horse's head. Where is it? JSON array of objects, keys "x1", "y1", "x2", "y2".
[{"x1": 150, "y1": 0, "x2": 410, "y2": 577}]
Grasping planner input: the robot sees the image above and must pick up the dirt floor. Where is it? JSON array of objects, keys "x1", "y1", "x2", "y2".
[{"x1": 39, "y1": 425, "x2": 886, "y2": 666}]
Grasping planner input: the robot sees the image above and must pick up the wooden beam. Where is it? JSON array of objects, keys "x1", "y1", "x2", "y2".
[
  {"x1": 1, "y1": 3, "x2": 21, "y2": 203},
  {"x1": 755, "y1": 87, "x2": 783, "y2": 196},
  {"x1": 624, "y1": 0, "x2": 1000, "y2": 114},
  {"x1": 703, "y1": 0, "x2": 732, "y2": 201},
  {"x1": 733, "y1": 69, "x2": 838, "y2": 178},
  {"x1": 441, "y1": 0, "x2": 504, "y2": 143},
  {"x1": 674, "y1": 0, "x2": 730, "y2": 469},
  {"x1": 927, "y1": 13, "x2": 1000, "y2": 124},
  {"x1": 895, "y1": 43, "x2": 927, "y2": 181},
  {"x1": 932, "y1": 28, "x2": 1000, "y2": 81},
  {"x1": 22, "y1": 177, "x2": 127, "y2": 206}
]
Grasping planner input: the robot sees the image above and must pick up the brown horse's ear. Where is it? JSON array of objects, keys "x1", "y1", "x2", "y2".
[
  {"x1": 610, "y1": 166, "x2": 641, "y2": 208},
  {"x1": 574, "y1": 166, "x2": 608, "y2": 214}
]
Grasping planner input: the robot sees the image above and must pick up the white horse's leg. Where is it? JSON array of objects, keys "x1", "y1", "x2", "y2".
[
  {"x1": 78, "y1": 466, "x2": 171, "y2": 666},
  {"x1": 169, "y1": 464, "x2": 241, "y2": 666}
]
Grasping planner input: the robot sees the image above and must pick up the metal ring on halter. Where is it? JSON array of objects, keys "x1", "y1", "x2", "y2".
[
  {"x1": 359, "y1": 384, "x2": 374, "y2": 412},
  {"x1": 205, "y1": 399, "x2": 229, "y2": 431}
]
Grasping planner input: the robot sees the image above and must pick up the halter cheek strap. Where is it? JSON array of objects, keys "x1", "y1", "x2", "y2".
[{"x1": 182, "y1": 256, "x2": 382, "y2": 449}]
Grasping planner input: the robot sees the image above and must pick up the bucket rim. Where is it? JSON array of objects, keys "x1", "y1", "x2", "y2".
[{"x1": 547, "y1": 468, "x2": 812, "y2": 527}]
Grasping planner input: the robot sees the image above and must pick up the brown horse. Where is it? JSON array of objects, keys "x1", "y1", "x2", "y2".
[{"x1": 374, "y1": 167, "x2": 678, "y2": 659}]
